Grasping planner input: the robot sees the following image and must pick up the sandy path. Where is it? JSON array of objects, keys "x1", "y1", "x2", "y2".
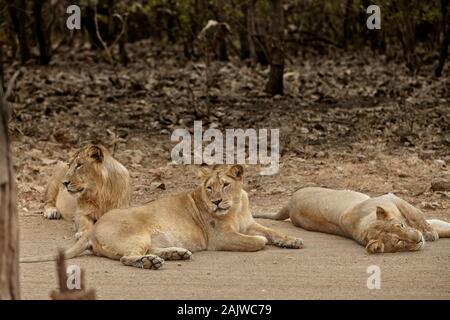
[{"x1": 19, "y1": 214, "x2": 450, "y2": 300}]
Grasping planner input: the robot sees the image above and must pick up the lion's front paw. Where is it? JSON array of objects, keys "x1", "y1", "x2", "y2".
[
  {"x1": 120, "y1": 255, "x2": 164, "y2": 270},
  {"x1": 252, "y1": 235, "x2": 268, "y2": 250},
  {"x1": 274, "y1": 237, "x2": 304, "y2": 249},
  {"x1": 43, "y1": 207, "x2": 61, "y2": 220},
  {"x1": 166, "y1": 249, "x2": 192, "y2": 260},
  {"x1": 424, "y1": 230, "x2": 439, "y2": 241}
]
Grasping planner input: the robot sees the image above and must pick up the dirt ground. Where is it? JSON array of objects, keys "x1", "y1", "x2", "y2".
[
  {"x1": 6, "y1": 40, "x2": 450, "y2": 299},
  {"x1": 19, "y1": 207, "x2": 450, "y2": 300},
  {"x1": 18, "y1": 156, "x2": 450, "y2": 300}
]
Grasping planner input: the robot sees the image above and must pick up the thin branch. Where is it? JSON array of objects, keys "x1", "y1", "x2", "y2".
[{"x1": 93, "y1": 3, "x2": 114, "y2": 64}]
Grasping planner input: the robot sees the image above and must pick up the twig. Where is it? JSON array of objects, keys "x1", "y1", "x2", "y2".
[
  {"x1": 93, "y1": 3, "x2": 114, "y2": 64},
  {"x1": 1, "y1": 69, "x2": 22, "y2": 121},
  {"x1": 3, "y1": 69, "x2": 22, "y2": 102},
  {"x1": 93, "y1": 2, "x2": 128, "y2": 66},
  {"x1": 110, "y1": 13, "x2": 128, "y2": 49}
]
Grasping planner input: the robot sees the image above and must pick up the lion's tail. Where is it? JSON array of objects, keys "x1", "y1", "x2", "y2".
[
  {"x1": 20, "y1": 232, "x2": 92, "y2": 263},
  {"x1": 253, "y1": 206, "x2": 290, "y2": 220},
  {"x1": 427, "y1": 219, "x2": 450, "y2": 238}
]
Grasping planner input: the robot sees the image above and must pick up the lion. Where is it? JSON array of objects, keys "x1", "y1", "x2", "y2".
[
  {"x1": 43, "y1": 144, "x2": 131, "y2": 238},
  {"x1": 21, "y1": 165, "x2": 303, "y2": 268},
  {"x1": 254, "y1": 187, "x2": 450, "y2": 254}
]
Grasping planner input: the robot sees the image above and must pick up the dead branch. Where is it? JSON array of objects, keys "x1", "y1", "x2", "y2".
[{"x1": 50, "y1": 250, "x2": 96, "y2": 300}]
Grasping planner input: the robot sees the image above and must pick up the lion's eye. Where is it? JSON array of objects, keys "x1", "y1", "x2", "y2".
[
  {"x1": 76, "y1": 163, "x2": 82, "y2": 169},
  {"x1": 206, "y1": 186, "x2": 212, "y2": 192},
  {"x1": 223, "y1": 182, "x2": 230, "y2": 188}
]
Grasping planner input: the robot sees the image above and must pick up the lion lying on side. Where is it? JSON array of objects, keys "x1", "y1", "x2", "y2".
[
  {"x1": 22, "y1": 165, "x2": 303, "y2": 268},
  {"x1": 44, "y1": 144, "x2": 131, "y2": 238},
  {"x1": 254, "y1": 187, "x2": 450, "y2": 253}
]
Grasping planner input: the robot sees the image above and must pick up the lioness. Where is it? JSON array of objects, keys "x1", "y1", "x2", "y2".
[
  {"x1": 44, "y1": 144, "x2": 131, "y2": 238},
  {"x1": 21, "y1": 165, "x2": 303, "y2": 268},
  {"x1": 254, "y1": 187, "x2": 450, "y2": 253}
]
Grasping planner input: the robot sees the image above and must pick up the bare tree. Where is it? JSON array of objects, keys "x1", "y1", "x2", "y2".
[
  {"x1": 393, "y1": 0, "x2": 419, "y2": 73},
  {"x1": 6, "y1": 0, "x2": 30, "y2": 64},
  {"x1": 343, "y1": 0, "x2": 354, "y2": 49},
  {"x1": 265, "y1": 0, "x2": 285, "y2": 95},
  {"x1": 0, "y1": 71, "x2": 20, "y2": 300},
  {"x1": 239, "y1": 0, "x2": 250, "y2": 60},
  {"x1": 0, "y1": 46, "x2": 4, "y2": 90},
  {"x1": 436, "y1": 0, "x2": 449, "y2": 77},
  {"x1": 247, "y1": 0, "x2": 268, "y2": 66},
  {"x1": 33, "y1": 0, "x2": 52, "y2": 65}
]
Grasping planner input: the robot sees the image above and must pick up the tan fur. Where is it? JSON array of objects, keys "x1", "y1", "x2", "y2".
[
  {"x1": 254, "y1": 187, "x2": 449, "y2": 254},
  {"x1": 21, "y1": 165, "x2": 303, "y2": 266},
  {"x1": 43, "y1": 145, "x2": 131, "y2": 237}
]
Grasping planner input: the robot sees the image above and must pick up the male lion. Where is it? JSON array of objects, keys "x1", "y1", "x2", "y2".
[
  {"x1": 21, "y1": 165, "x2": 303, "y2": 268},
  {"x1": 254, "y1": 187, "x2": 450, "y2": 254},
  {"x1": 44, "y1": 144, "x2": 131, "y2": 238}
]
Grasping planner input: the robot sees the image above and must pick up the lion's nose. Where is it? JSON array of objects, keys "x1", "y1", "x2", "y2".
[
  {"x1": 62, "y1": 180, "x2": 70, "y2": 188},
  {"x1": 212, "y1": 200, "x2": 222, "y2": 206}
]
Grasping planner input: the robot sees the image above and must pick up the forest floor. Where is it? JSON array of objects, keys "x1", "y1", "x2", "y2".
[{"x1": 6, "y1": 40, "x2": 450, "y2": 299}]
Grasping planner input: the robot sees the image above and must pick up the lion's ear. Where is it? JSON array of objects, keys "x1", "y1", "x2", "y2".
[
  {"x1": 366, "y1": 239, "x2": 384, "y2": 254},
  {"x1": 228, "y1": 165, "x2": 244, "y2": 180},
  {"x1": 88, "y1": 146, "x2": 104, "y2": 162},
  {"x1": 376, "y1": 206, "x2": 391, "y2": 220}
]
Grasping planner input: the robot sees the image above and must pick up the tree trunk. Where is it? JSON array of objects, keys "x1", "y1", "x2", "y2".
[
  {"x1": 343, "y1": 0, "x2": 354, "y2": 49},
  {"x1": 247, "y1": 0, "x2": 269, "y2": 66},
  {"x1": 239, "y1": 1, "x2": 250, "y2": 60},
  {"x1": 84, "y1": 5, "x2": 101, "y2": 49},
  {"x1": 394, "y1": 0, "x2": 418, "y2": 73},
  {"x1": 265, "y1": 0, "x2": 284, "y2": 95},
  {"x1": 215, "y1": 0, "x2": 228, "y2": 61},
  {"x1": 247, "y1": 0, "x2": 257, "y2": 64},
  {"x1": 33, "y1": 0, "x2": 51, "y2": 65},
  {"x1": 107, "y1": 0, "x2": 115, "y2": 44},
  {"x1": 0, "y1": 46, "x2": 4, "y2": 90},
  {"x1": 0, "y1": 75, "x2": 20, "y2": 300},
  {"x1": 436, "y1": 0, "x2": 449, "y2": 77},
  {"x1": 6, "y1": 0, "x2": 30, "y2": 64},
  {"x1": 167, "y1": 0, "x2": 176, "y2": 43},
  {"x1": 119, "y1": 23, "x2": 129, "y2": 66}
]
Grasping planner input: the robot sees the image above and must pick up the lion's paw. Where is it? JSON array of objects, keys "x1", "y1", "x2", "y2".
[
  {"x1": 43, "y1": 207, "x2": 61, "y2": 220},
  {"x1": 120, "y1": 255, "x2": 164, "y2": 270},
  {"x1": 166, "y1": 249, "x2": 192, "y2": 261},
  {"x1": 274, "y1": 237, "x2": 304, "y2": 249},
  {"x1": 255, "y1": 235, "x2": 268, "y2": 248},
  {"x1": 424, "y1": 230, "x2": 439, "y2": 242}
]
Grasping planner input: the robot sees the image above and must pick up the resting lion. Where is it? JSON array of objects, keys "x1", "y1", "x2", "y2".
[
  {"x1": 21, "y1": 165, "x2": 303, "y2": 268},
  {"x1": 44, "y1": 144, "x2": 131, "y2": 238},
  {"x1": 254, "y1": 187, "x2": 450, "y2": 253}
]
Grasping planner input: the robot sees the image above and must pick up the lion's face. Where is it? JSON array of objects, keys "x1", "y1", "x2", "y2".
[
  {"x1": 62, "y1": 145, "x2": 107, "y2": 196},
  {"x1": 198, "y1": 165, "x2": 244, "y2": 216},
  {"x1": 365, "y1": 207, "x2": 424, "y2": 254}
]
